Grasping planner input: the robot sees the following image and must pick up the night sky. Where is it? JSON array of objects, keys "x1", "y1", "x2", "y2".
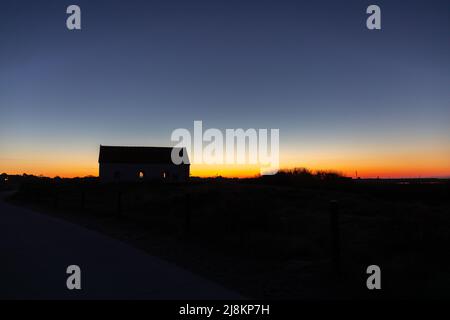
[{"x1": 1, "y1": 0, "x2": 449, "y2": 177}]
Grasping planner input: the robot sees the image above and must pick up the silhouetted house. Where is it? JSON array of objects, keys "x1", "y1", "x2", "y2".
[{"x1": 98, "y1": 146, "x2": 189, "y2": 182}]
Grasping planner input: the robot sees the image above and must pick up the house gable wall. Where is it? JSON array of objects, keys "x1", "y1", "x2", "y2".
[{"x1": 99, "y1": 163, "x2": 189, "y2": 182}]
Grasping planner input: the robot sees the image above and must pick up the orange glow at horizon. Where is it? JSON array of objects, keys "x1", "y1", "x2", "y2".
[
  {"x1": 1, "y1": 158, "x2": 450, "y2": 179},
  {"x1": 1, "y1": 142, "x2": 449, "y2": 179}
]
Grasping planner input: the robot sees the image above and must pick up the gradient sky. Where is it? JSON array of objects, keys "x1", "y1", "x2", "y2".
[{"x1": 1, "y1": 0, "x2": 449, "y2": 178}]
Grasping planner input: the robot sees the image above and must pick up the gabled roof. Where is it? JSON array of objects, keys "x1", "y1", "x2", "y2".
[{"x1": 98, "y1": 146, "x2": 189, "y2": 164}]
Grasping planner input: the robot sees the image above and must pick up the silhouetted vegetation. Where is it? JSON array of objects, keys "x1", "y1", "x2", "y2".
[{"x1": 4, "y1": 172, "x2": 450, "y2": 299}]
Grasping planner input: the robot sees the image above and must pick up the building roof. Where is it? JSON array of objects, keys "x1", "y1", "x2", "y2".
[{"x1": 98, "y1": 146, "x2": 189, "y2": 164}]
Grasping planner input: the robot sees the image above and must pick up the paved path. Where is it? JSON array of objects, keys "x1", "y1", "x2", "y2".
[{"x1": 0, "y1": 193, "x2": 242, "y2": 299}]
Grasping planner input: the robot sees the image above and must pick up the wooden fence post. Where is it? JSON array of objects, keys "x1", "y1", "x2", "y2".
[
  {"x1": 53, "y1": 190, "x2": 59, "y2": 209},
  {"x1": 330, "y1": 200, "x2": 341, "y2": 274},
  {"x1": 185, "y1": 194, "x2": 191, "y2": 236},
  {"x1": 264, "y1": 210, "x2": 270, "y2": 233},
  {"x1": 81, "y1": 190, "x2": 86, "y2": 210},
  {"x1": 117, "y1": 191, "x2": 122, "y2": 217}
]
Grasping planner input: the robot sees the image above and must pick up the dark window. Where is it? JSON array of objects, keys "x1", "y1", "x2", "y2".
[{"x1": 114, "y1": 171, "x2": 120, "y2": 180}]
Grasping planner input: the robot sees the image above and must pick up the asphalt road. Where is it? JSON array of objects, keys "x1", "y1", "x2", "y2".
[{"x1": 0, "y1": 192, "x2": 242, "y2": 299}]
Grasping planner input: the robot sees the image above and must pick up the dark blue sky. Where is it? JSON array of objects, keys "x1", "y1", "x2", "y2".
[{"x1": 1, "y1": 0, "x2": 449, "y2": 177}]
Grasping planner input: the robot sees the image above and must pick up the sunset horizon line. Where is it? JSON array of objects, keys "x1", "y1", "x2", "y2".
[{"x1": 2, "y1": 169, "x2": 450, "y2": 180}]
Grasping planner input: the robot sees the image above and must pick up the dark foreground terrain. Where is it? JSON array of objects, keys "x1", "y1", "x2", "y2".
[
  {"x1": 0, "y1": 193, "x2": 241, "y2": 299},
  {"x1": 3, "y1": 172, "x2": 450, "y2": 299}
]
